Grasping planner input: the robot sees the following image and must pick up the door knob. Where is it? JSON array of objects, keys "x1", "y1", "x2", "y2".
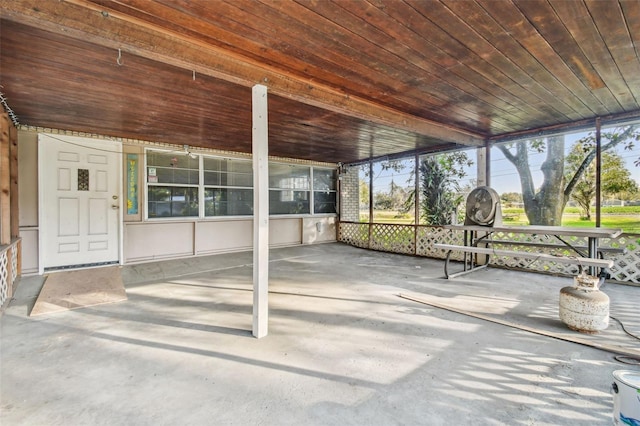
[{"x1": 111, "y1": 205, "x2": 119, "y2": 210}]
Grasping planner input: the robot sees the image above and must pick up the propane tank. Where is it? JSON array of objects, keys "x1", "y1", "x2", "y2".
[{"x1": 559, "y1": 272, "x2": 609, "y2": 333}]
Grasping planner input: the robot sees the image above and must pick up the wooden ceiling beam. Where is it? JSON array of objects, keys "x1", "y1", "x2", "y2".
[{"x1": 0, "y1": 0, "x2": 485, "y2": 147}]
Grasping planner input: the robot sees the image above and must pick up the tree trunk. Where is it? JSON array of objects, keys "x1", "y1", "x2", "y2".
[
  {"x1": 528, "y1": 137, "x2": 567, "y2": 225},
  {"x1": 499, "y1": 137, "x2": 567, "y2": 226}
]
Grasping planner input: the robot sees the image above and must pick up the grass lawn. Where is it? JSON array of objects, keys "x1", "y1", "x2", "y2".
[
  {"x1": 562, "y1": 215, "x2": 639, "y2": 231},
  {"x1": 366, "y1": 206, "x2": 640, "y2": 234}
]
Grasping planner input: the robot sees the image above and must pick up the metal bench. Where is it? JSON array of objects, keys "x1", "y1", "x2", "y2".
[
  {"x1": 474, "y1": 239, "x2": 626, "y2": 258},
  {"x1": 433, "y1": 243, "x2": 614, "y2": 279}
]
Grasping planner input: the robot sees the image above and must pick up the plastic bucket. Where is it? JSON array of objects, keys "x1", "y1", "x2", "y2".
[{"x1": 612, "y1": 370, "x2": 640, "y2": 425}]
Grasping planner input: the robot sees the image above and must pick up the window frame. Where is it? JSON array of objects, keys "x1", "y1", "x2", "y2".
[
  {"x1": 145, "y1": 148, "x2": 201, "y2": 220},
  {"x1": 144, "y1": 148, "x2": 337, "y2": 220}
]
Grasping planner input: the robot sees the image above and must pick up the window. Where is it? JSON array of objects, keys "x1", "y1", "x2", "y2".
[
  {"x1": 204, "y1": 157, "x2": 253, "y2": 217},
  {"x1": 145, "y1": 149, "x2": 337, "y2": 218},
  {"x1": 269, "y1": 163, "x2": 310, "y2": 214},
  {"x1": 147, "y1": 151, "x2": 199, "y2": 218},
  {"x1": 313, "y1": 168, "x2": 337, "y2": 214},
  {"x1": 148, "y1": 186, "x2": 199, "y2": 217}
]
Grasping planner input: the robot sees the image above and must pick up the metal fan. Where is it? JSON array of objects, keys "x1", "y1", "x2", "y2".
[{"x1": 464, "y1": 186, "x2": 502, "y2": 226}]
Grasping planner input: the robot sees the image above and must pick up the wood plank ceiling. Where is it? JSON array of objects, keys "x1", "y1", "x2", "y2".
[{"x1": 1, "y1": 0, "x2": 639, "y2": 164}]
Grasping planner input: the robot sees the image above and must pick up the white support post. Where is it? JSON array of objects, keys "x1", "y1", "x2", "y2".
[
  {"x1": 476, "y1": 146, "x2": 487, "y2": 187},
  {"x1": 252, "y1": 84, "x2": 269, "y2": 338}
]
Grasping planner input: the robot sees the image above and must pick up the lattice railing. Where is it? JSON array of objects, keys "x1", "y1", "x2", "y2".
[
  {"x1": 0, "y1": 249, "x2": 8, "y2": 305},
  {"x1": 0, "y1": 239, "x2": 21, "y2": 308},
  {"x1": 603, "y1": 234, "x2": 640, "y2": 282},
  {"x1": 338, "y1": 222, "x2": 369, "y2": 249},
  {"x1": 370, "y1": 223, "x2": 415, "y2": 254},
  {"x1": 338, "y1": 222, "x2": 640, "y2": 284}
]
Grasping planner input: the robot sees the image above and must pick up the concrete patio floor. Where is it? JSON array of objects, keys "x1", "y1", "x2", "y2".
[{"x1": 1, "y1": 242, "x2": 639, "y2": 425}]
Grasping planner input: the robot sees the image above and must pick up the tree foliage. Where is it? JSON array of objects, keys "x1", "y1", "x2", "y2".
[
  {"x1": 374, "y1": 179, "x2": 409, "y2": 211},
  {"x1": 359, "y1": 152, "x2": 472, "y2": 223},
  {"x1": 566, "y1": 143, "x2": 637, "y2": 219},
  {"x1": 498, "y1": 125, "x2": 639, "y2": 225},
  {"x1": 419, "y1": 152, "x2": 471, "y2": 225},
  {"x1": 500, "y1": 192, "x2": 523, "y2": 206}
]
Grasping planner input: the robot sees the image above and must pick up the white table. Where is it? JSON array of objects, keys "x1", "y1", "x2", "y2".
[{"x1": 443, "y1": 224, "x2": 622, "y2": 276}]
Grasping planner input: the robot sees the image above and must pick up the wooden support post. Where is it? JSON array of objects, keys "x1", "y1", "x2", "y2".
[
  {"x1": 476, "y1": 146, "x2": 487, "y2": 188},
  {"x1": 252, "y1": 84, "x2": 269, "y2": 339},
  {"x1": 0, "y1": 113, "x2": 11, "y2": 246},
  {"x1": 485, "y1": 140, "x2": 491, "y2": 187},
  {"x1": 9, "y1": 123, "x2": 19, "y2": 240}
]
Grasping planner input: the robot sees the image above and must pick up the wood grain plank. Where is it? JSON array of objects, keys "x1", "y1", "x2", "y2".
[
  {"x1": 423, "y1": 2, "x2": 604, "y2": 121},
  {"x1": 2, "y1": 20, "x2": 455, "y2": 163},
  {"x1": 413, "y1": 0, "x2": 584, "y2": 123},
  {"x1": 309, "y1": 0, "x2": 521, "y2": 133},
  {"x1": 620, "y1": 0, "x2": 640, "y2": 65},
  {"x1": 101, "y1": 0, "x2": 379, "y2": 98},
  {"x1": 237, "y1": 0, "x2": 490, "y2": 130},
  {"x1": 198, "y1": 2, "x2": 508, "y2": 135},
  {"x1": 0, "y1": 113, "x2": 11, "y2": 245},
  {"x1": 440, "y1": 0, "x2": 593, "y2": 120},
  {"x1": 9, "y1": 121, "x2": 19, "y2": 240},
  {"x1": 508, "y1": 0, "x2": 618, "y2": 114},
  {"x1": 585, "y1": 0, "x2": 640, "y2": 109},
  {"x1": 2, "y1": 1, "x2": 483, "y2": 149},
  {"x1": 551, "y1": 0, "x2": 637, "y2": 111},
  {"x1": 2, "y1": 0, "x2": 637, "y2": 164},
  {"x1": 381, "y1": 0, "x2": 567, "y2": 131},
  {"x1": 476, "y1": 0, "x2": 611, "y2": 119}
]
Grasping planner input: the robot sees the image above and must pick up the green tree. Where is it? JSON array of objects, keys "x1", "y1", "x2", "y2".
[
  {"x1": 602, "y1": 155, "x2": 638, "y2": 198},
  {"x1": 500, "y1": 192, "x2": 523, "y2": 206},
  {"x1": 566, "y1": 143, "x2": 638, "y2": 218},
  {"x1": 359, "y1": 180, "x2": 369, "y2": 206},
  {"x1": 498, "y1": 125, "x2": 639, "y2": 225},
  {"x1": 374, "y1": 179, "x2": 409, "y2": 211},
  {"x1": 420, "y1": 152, "x2": 471, "y2": 225}
]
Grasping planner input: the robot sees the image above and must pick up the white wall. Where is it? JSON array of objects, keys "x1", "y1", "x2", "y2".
[
  {"x1": 302, "y1": 216, "x2": 337, "y2": 244},
  {"x1": 123, "y1": 216, "x2": 334, "y2": 264}
]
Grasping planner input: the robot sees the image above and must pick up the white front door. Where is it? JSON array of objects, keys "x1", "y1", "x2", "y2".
[{"x1": 39, "y1": 134, "x2": 121, "y2": 271}]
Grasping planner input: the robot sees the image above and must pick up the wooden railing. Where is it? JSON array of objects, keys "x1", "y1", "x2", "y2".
[{"x1": 338, "y1": 221, "x2": 640, "y2": 284}]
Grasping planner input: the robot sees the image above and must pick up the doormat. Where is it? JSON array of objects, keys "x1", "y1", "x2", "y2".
[{"x1": 30, "y1": 266, "x2": 127, "y2": 316}]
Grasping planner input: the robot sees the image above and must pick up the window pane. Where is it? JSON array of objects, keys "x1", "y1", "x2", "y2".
[
  {"x1": 269, "y1": 190, "x2": 310, "y2": 214},
  {"x1": 148, "y1": 186, "x2": 198, "y2": 218},
  {"x1": 147, "y1": 151, "x2": 199, "y2": 185},
  {"x1": 204, "y1": 171, "x2": 222, "y2": 186},
  {"x1": 269, "y1": 164, "x2": 310, "y2": 189},
  {"x1": 313, "y1": 168, "x2": 337, "y2": 191},
  {"x1": 148, "y1": 186, "x2": 171, "y2": 203},
  {"x1": 314, "y1": 191, "x2": 336, "y2": 213},
  {"x1": 203, "y1": 157, "x2": 224, "y2": 171},
  {"x1": 203, "y1": 157, "x2": 253, "y2": 187},
  {"x1": 204, "y1": 188, "x2": 253, "y2": 216},
  {"x1": 155, "y1": 167, "x2": 199, "y2": 185},
  {"x1": 148, "y1": 151, "x2": 199, "y2": 170},
  {"x1": 227, "y1": 172, "x2": 253, "y2": 187},
  {"x1": 371, "y1": 158, "x2": 416, "y2": 224}
]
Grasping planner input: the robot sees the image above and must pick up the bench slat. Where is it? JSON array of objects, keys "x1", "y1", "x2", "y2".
[
  {"x1": 433, "y1": 243, "x2": 613, "y2": 269},
  {"x1": 486, "y1": 240, "x2": 625, "y2": 254}
]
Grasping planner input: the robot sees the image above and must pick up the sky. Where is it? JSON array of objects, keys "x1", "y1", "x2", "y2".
[{"x1": 365, "y1": 128, "x2": 640, "y2": 196}]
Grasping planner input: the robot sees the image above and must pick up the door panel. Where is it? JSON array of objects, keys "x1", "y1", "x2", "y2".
[{"x1": 39, "y1": 134, "x2": 121, "y2": 270}]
